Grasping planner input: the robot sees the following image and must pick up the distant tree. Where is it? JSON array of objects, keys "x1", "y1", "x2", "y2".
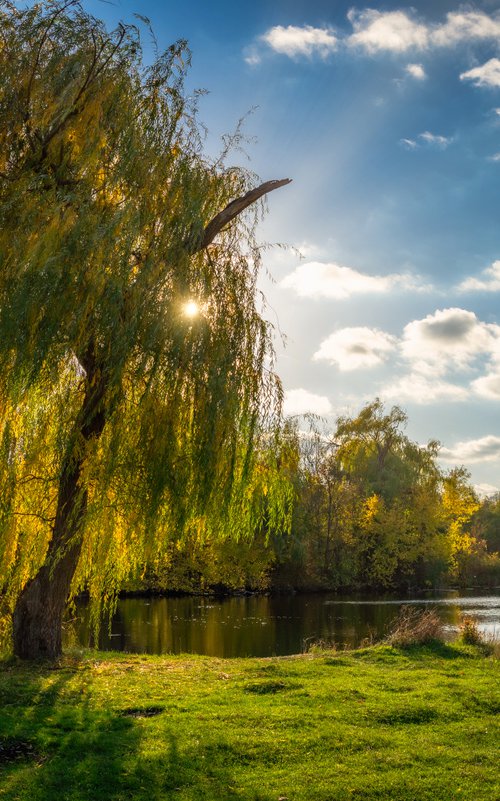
[
  {"x1": 335, "y1": 399, "x2": 440, "y2": 502},
  {"x1": 471, "y1": 493, "x2": 500, "y2": 554},
  {"x1": 271, "y1": 400, "x2": 499, "y2": 591},
  {"x1": 441, "y1": 467, "x2": 480, "y2": 581},
  {"x1": 0, "y1": 1, "x2": 292, "y2": 658},
  {"x1": 335, "y1": 401, "x2": 445, "y2": 588},
  {"x1": 293, "y1": 424, "x2": 359, "y2": 588}
]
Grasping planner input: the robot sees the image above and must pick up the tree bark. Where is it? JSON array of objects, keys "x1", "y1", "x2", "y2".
[
  {"x1": 12, "y1": 354, "x2": 107, "y2": 659},
  {"x1": 187, "y1": 179, "x2": 291, "y2": 253}
]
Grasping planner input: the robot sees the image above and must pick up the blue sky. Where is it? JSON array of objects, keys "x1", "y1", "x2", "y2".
[{"x1": 84, "y1": 0, "x2": 500, "y2": 492}]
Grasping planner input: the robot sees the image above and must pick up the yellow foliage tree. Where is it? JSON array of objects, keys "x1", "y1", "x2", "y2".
[
  {"x1": 0, "y1": 1, "x2": 292, "y2": 658},
  {"x1": 442, "y1": 467, "x2": 480, "y2": 578}
]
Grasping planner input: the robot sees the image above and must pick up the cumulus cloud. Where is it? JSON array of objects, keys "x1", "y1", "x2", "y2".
[
  {"x1": 458, "y1": 261, "x2": 500, "y2": 292},
  {"x1": 306, "y1": 306, "x2": 500, "y2": 403},
  {"x1": 283, "y1": 388, "x2": 332, "y2": 417},
  {"x1": 313, "y1": 327, "x2": 397, "y2": 371},
  {"x1": 382, "y1": 373, "x2": 468, "y2": 404},
  {"x1": 400, "y1": 308, "x2": 500, "y2": 376},
  {"x1": 347, "y1": 9, "x2": 500, "y2": 53},
  {"x1": 261, "y1": 25, "x2": 337, "y2": 58},
  {"x1": 250, "y1": 10, "x2": 500, "y2": 74},
  {"x1": 460, "y1": 58, "x2": 500, "y2": 88},
  {"x1": 281, "y1": 261, "x2": 423, "y2": 299},
  {"x1": 308, "y1": 308, "x2": 500, "y2": 403},
  {"x1": 433, "y1": 11, "x2": 500, "y2": 46},
  {"x1": 406, "y1": 63, "x2": 426, "y2": 80},
  {"x1": 474, "y1": 483, "x2": 499, "y2": 498},
  {"x1": 472, "y1": 372, "x2": 500, "y2": 399},
  {"x1": 440, "y1": 435, "x2": 500, "y2": 464},
  {"x1": 347, "y1": 9, "x2": 429, "y2": 52}
]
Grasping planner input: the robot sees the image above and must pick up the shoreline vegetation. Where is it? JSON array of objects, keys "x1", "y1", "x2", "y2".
[
  {"x1": 1, "y1": 615, "x2": 498, "y2": 801},
  {"x1": 117, "y1": 401, "x2": 500, "y2": 603},
  {"x1": 113, "y1": 582, "x2": 500, "y2": 599}
]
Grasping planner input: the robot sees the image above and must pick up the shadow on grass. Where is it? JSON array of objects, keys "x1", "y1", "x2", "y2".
[
  {"x1": 375, "y1": 707, "x2": 441, "y2": 725},
  {"x1": 349, "y1": 640, "x2": 477, "y2": 662},
  {"x1": 0, "y1": 659, "x2": 250, "y2": 801},
  {"x1": 394, "y1": 640, "x2": 477, "y2": 660}
]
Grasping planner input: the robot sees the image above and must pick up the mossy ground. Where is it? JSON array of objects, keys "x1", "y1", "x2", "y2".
[{"x1": 0, "y1": 642, "x2": 498, "y2": 801}]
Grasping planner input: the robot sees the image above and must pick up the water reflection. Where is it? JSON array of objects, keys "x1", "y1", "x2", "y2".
[{"x1": 66, "y1": 591, "x2": 500, "y2": 658}]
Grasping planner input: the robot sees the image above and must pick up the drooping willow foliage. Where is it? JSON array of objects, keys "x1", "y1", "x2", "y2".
[{"x1": 0, "y1": 0, "x2": 294, "y2": 637}]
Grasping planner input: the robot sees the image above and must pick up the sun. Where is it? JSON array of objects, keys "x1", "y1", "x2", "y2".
[{"x1": 183, "y1": 300, "x2": 199, "y2": 319}]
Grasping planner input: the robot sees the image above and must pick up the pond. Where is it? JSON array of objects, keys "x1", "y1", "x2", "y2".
[{"x1": 65, "y1": 590, "x2": 500, "y2": 657}]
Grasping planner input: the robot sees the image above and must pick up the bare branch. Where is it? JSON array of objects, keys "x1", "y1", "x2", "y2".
[
  {"x1": 188, "y1": 178, "x2": 292, "y2": 254},
  {"x1": 17, "y1": 473, "x2": 57, "y2": 486},
  {"x1": 11, "y1": 511, "x2": 56, "y2": 524}
]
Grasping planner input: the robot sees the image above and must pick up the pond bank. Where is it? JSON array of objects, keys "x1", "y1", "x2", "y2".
[
  {"x1": 0, "y1": 642, "x2": 498, "y2": 800},
  {"x1": 67, "y1": 590, "x2": 500, "y2": 657}
]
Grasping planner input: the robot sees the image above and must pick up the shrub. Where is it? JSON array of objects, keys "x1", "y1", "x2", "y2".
[
  {"x1": 459, "y1": 616, "x2": 484, "y2": 646},
  {"x1": 302, "y1": 637, "x2": 337, "y2": 654},
  {"x1": 385, "y1": 606, "x2": 444, "y2": 646}
]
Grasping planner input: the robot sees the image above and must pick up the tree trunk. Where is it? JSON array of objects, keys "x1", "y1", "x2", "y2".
[
  {"x1": 12, "y1": 539, "x2": 84, "y2": 659},
  {"x1": 12, "y1": 354, "x2": 107, "y2": 659}
]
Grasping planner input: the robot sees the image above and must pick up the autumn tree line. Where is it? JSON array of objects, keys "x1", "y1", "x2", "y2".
[{"x1": 136, "y1": 400, "x2": 500, "y2": 595}]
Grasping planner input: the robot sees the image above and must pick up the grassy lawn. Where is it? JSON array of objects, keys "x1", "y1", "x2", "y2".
[{"x1": 0, "y1": 642, "x2": 498, "y2": 801}]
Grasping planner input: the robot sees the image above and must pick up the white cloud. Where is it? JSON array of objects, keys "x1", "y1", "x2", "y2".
[
  {"x1": 340, "y1": 6, "x2": 500, "y2": 105},
  {"x1": 400, "y1": 308, "x2": 500, "y2": 376},
  {"x1": 296, "y1": 241, "x2": 326, "y2": 260},
  {"x1": 440, "y1": 435, "x2": 500, "y2": 464},
  {"x1": 433, "y1": 11, "x2": 500, "y2": 46},
  {"x1": 261, "y1": 25, "x2": 337, "y2": 58},
  {"x1": 382, "y1": 373, "x2": 468, "y2": 404},
  {"x1": 474, "y1": 483, "x2": 499, "y2": 498},
  {"x1": 489, "y1": 153, "x2": 500, "y2": 162},
  {"x1": 311, "y1": 307, "x2": 500, "y2": 391},
  {"x1": 283, "y1": 388, "x2": 332, "y2": 416},
  {"x1": 251, "y1": 10, "x2": 500, "y2": 75},
  {"x1": 405, "y1": 62, "x2": 426, "y2": 80},
  {"x1": 347, "y1": 9, "x2": 429, "y2": 52},
  {"x1": 313, "y1": 327, "x2": 397, "y2": 371},
  {"x1": 281, "y1": 261, "x2": 422, "y2": 299},
  {"x1": 347, "y1": 9, "x2": 500, "y2": 53},
  {"x1": 244, "y1": 49, "x2": 261, "y2": 66},
  {"x1": 308, "y1": 308, "x2": 500, "y2": 401},
  {"x1": 472, "y1": 372, "x2": 500, "y2": 399},
  {"x1": 460, "y1": 58, "x2": 500, "y2": 88},
  {"x1": 400, "y1": 132, "x2": 451, "y2": 150},
  {"x1": 399, "y1": 137, "x2": 418, "y2": 149},
  {"x1": 419, "y1": 131, "x2": 452, "y2": 148},
  {"x1": 458, "y1": 261, "x2": 500, "y2": 292}
]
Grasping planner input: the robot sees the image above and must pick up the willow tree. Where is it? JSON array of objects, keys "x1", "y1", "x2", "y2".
[{"x1": 0, "y1": 1, "x2": 292, "y2": 658}]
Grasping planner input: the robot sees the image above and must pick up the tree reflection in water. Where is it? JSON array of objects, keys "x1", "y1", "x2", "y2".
[{"x1": 67, "y1": 592, "x2": 500, "y2": 657}]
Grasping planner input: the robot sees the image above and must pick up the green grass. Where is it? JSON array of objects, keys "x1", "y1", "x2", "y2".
[{"x1": 0, "y1": 642, "x2": 498, "y2": 801}]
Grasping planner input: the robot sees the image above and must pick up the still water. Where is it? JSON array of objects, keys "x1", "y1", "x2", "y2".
[{"x1": 66, "y1": 591, "x2": 500, "y2": 658}]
